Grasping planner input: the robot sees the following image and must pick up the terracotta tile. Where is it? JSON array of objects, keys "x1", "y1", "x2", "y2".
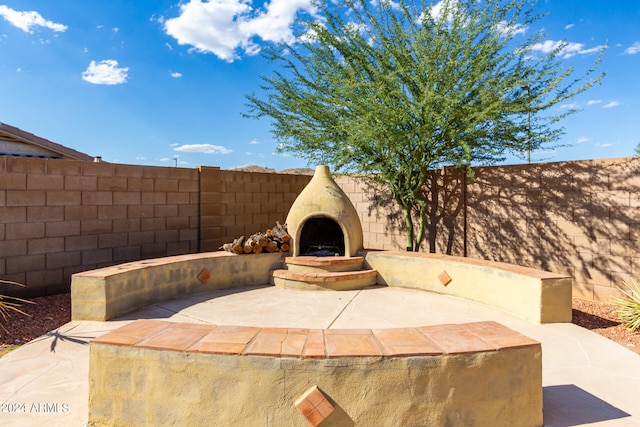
[
  {"x1": 172, "y1": 322, "x2": 215, "y2": 330},
  {"x1": 420, "y1": 326, "x2": 496, "y2": 354},
  {"x1": 281, "y1": 332, "x2": 307, "y2": 357},
  {"x1": 462, "y1": 321, "x2": 518, "y2": 340},
  {"x1": 199, "y1": 325, "x2": 259, "y2": 344},
  {"x1": 305, "y1": 409, "x2": 325, "y2": 427},
  {"x1": 372, "y1": 328, "x2": 426, "y2": 346},
  {"x1": 295, "y1": 386, "x2": 334, "y2": 427},
  {"x1": 416, "y1": 324, "x2": 462, "y2": 334},
  {"x1": 487, "y1": 335, "x2": 540, "y2": 350},
  {"x1": 325, "y1": 333, "x2": 382, "y2": 357},
  {"x1": 286, "y1": 256, "x2": 363, "y2": 267},
  {"x1": 189, "y1": 341, "x2": 247, "y2": 355},
  {"x1": 197, "y1": 268, "x2": 211, "y2": 284},
  {"x1": 92, "y1": 333, "x2": 141, "y2": 346},
  {"x1": 373, "y1": 328, "x2": 444, "y2": 356},
  {"x1": 106, "y1": 319, "x2": 170, "y2": 339},
  {"x1": 305, "y1": 330, "x2": 324, "y2": 348},
  {"x1": 305, "y1": 386, "x2": 326, "y2": 407},
  {"x1": 324, "y1": 329, "x2": 371, "y2": 335},
  {"x1": 303, "y1": 347, "x2": 326, "y2": 358},
  {"x1": 295, "y1": 395, "x2": 315, "y2": 416},
  {"x1": 303, "y1": 329, "x2": 325, "y2": 358},
  {"x1": 381, "y1": 344, "x2": 443, "y2": 356},
  {"x1": 261, "y1": 327, "x2": 288, "y2": 334},
  {"x1": 438, "y1": 270, "x2": 452, "y2": 286},
  {"x1": 288, "y1": 328, "x2": 310, "y2": 335},
  {"x1": 244, "y1": 330, "x2": 288, "y2": 356},
  {"x1": 316, "y1": 399, "x2": 335, "y2": 418},
  {"x1": 136, "y1": 324, "x2": 210, "y2": 351}
]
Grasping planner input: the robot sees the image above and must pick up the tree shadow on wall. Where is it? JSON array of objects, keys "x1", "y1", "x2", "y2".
[
  {"x1": 360, "y1": 158, "x2": 640, "y2": 298},
  {"x1": 358, "y1": 168, "x2": 465, "y2": 254},
  {"x1": 467, "y1": 158, "x2": 639, "y2": 297}
]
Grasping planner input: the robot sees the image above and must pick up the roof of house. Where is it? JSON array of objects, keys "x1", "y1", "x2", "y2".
[{"x1": 0, "y1": 122, "x2": 94, "y2": 161}]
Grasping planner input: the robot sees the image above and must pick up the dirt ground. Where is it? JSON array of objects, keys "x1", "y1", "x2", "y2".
[{"x1": 1, "y1": 293, "x2": 639, "y2": 355}]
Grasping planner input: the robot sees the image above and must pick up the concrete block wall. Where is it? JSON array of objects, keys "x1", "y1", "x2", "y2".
[
  {"x1": 3, "y1": 155, "x2": 640, "y2": 301},
  {"x1": 337, "y1": 158, "x2": 640, "y2": 302},
  {"x1": 0, "y1": 157, "x2": 199, "y2": 297},
  {"x1": 199, "y1": 169, "x2": 311, "y2": 252},
  {"x1": 462, "y1": 158, "x2": 640, "y2": 301}
]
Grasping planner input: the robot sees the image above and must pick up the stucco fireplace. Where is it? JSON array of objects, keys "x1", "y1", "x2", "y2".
[{"x1": 285, "y1": 165, "x2": 363, "y2": 257}]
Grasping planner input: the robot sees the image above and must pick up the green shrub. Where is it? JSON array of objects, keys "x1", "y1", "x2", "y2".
[{"x1": 611, "y1": 278, "x2": 640, "y2": 332}]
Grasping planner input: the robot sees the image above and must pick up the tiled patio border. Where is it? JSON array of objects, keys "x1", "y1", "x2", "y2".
[{"x1": 92, "y1": 319, "x2": 539, "y2": 357}]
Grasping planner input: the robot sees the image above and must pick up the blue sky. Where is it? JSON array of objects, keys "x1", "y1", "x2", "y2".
[{"x1": 0, "y1": 0, "x2": 638, "y2": 170}]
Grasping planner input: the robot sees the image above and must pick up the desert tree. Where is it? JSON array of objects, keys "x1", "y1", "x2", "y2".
[{"x1": 245, "y1": 0, "x2": 604, "y2": 251}]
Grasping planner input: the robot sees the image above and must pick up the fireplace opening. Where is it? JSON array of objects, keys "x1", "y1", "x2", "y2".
[{"x1": 299, "y1": 217, "x2": 345, "y2": 256}]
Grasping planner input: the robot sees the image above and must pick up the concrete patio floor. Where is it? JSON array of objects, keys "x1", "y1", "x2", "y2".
[{"x1": 1, "y1": 285, "x2": 639, "y2": 426}]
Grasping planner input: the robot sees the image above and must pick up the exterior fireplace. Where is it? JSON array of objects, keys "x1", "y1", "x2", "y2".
[{"x1": 286, "y1": 165, "x2": 363, "y2": 257}]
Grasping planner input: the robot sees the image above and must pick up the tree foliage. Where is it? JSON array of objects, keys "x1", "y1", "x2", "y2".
[{"x1": 245, "y1": 0, "x2": 604, "y2": 251}]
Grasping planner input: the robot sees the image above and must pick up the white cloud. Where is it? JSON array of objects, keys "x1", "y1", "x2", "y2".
[
  {"x1": 496, "y1": 21, "x2": 527, "y2": 37},
  {"x1": 602, "y1": 101, "x2": 620, "y2": 109},
  {"x1": 624, "y1": 42, "x2": 640, "y2": 55},
  {"x1": 0, "y1": 5, "x2": 67, "y2": 33},
  {"x1": 170, "y1": 72, "x2": 182, "y2": 78},
  {"x1": 82, "y1": 60, "x2": 129, "y2": 85},
  {"x1": 587, "y1": 100, "x2": 601, "y2": 106},
  {"x1": 576, "y1": 136, "x2": 590, "y2": 144},
  {"x1": 531, "y1": 40, "x2": 603, "y2": 59},
  {"x1": 559, "y1": 102, "x2": 578, "y2": 110},
  {"x1": 164, "y1": 0, "x2": 316, "y2": 62},
  {"x1": 174, "y1": 144, "x2": 232, "y2": 154},
  {"x1": 430, "y1": 0, "x2": 458, "y2": 22},
  {"x1": 249, "y1": 139, "x2": 260, "y2": 145},
  {"x1": 565, "y1": 23, "x2": 574, "y2": 30}
]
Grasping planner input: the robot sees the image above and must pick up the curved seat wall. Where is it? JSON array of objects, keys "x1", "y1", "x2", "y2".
[
  {"x1": 72, "y1": 250, "x2": 572, "y2": 323},
  {"x1": 362, "y1": 251, "x2": 572, "y2": 323}
]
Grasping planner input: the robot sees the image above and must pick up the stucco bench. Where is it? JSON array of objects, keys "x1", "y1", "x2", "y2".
[
  {"x1": 72, "y1": 250, "x2": 572, "y2": 323},
  {"x1": 362, "y1": 251, "x2": 572, "y2": 323},
  {"x1": 89, "y1": 319, "x2": 543, "y2": 427},
  {"x1": 71, "y1": 252, "x2": 284, "y2": 321}
]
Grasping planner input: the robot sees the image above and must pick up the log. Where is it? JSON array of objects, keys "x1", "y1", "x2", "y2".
[
  {"x1": 271, "y1": 221, "x2": 290, "y2": 243},
  {"x1": 265, "y1": 240, "x2": 278, "y2": 253},
  {"x1": 220, "y1": 235, "x2": 245, "y2": 255},
  {"x1": 257, "y1": 233, "x2": 268, "y2": 247},
  {"x1": 220, "y1": 222, "x2": 289, "y2": 255},
  {"x1": 244, "y1": 233, "x2": 266, "y2": 252}
]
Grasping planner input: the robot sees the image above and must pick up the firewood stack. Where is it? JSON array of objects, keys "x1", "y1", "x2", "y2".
[{"x1": 219, "y1": 221, "x2": 290, "y2": 254}]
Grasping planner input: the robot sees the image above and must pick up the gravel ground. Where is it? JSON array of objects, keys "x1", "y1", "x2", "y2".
[
  {"x1": 1, "y1": 293, "x2": 639, "y2": 355},
  {"x1": 0, "y1": 293, "x2": 71, "y2": 350},
  {"x1": 572, "y1": 298, "x2": 640, "y2": 354}
]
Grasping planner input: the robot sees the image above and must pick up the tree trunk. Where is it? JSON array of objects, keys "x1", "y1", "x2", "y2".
[{"x1": 403, "y1": 207, "x2": 416, "y2": 251}]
